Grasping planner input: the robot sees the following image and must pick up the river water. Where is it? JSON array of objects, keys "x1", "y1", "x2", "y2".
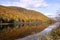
[{"x1": 16, "y1": 22, "x2": 60, "y2": 40}]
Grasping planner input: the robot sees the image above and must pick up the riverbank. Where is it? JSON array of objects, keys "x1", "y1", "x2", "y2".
[{"x1": 38, "y1": 22, "x2": 60, "y2": 40}]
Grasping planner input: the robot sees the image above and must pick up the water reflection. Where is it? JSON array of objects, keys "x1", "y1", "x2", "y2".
[
  {"x1": 0, "y1": 22, "x2": 54, "y2": 40},
  {"x1": 0, "y1": 23, "x2": 25, "y2": 30},
  {"x1": 17, "y1": 22, "x2": 59, "y2": 40},
  {"x1": 0, "y1": 24, "x2": 13, "y2": 30}
]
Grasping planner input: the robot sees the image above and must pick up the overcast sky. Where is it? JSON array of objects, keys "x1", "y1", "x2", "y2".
[{"x1": 0, "y1": 0, "x2": 60, "y2": 17}]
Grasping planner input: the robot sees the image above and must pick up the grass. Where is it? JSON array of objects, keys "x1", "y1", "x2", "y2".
[{"x1": 38, "y1": 24, "x2": 60, "y2": 40}]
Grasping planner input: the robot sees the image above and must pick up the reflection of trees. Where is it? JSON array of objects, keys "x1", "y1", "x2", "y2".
[
  {"x1": 47, "y1": 20, "x2": 52, "y2": 24},
  {"x1": 0, "y1": 25, "x2": 8, "y2": 30}
]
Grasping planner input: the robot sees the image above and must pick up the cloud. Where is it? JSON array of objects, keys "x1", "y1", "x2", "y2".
[{"x1": 0, "y1": 0, "x2": 48, "y2": 9}]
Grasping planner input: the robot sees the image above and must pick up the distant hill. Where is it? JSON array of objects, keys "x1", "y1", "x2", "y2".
[
  {"x1": 0, "y1": 5, "x2": 28, "y2": 22},
  {"x1": 0, "y1": 5, "x2": 53, "y2": 22}
]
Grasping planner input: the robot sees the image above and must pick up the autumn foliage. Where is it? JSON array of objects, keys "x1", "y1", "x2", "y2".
[{"x1": 0, "y1": 5, "x2": 54, "y2": 40}]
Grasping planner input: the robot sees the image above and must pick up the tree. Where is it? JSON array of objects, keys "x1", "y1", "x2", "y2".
[
  {"x1": 0, "y1": 18, "x2": 4, "y2": 23},
  {"x1": 56, "y1": 10, "x2": 60, "y2": 22}
]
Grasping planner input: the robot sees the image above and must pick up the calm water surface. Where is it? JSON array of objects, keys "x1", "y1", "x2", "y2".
[{"x1": 16, "y1": 22, "x2": 60, "y2": 40}]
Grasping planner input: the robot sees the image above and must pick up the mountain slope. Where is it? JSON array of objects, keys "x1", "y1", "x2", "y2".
[
  {"x1": 0, "y1": 5, "x2": 28, "y2": 22},
  {"x1": 9, "y1": 6, "x2": 51, "y2": 21},
  {"x1": 0, "y1": 5, "x2": 53, "y2": 22}
]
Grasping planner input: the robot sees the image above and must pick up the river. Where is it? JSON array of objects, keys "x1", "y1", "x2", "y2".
[{"x1": 16, "y1": 22, "x2": 60, "y2": 40}]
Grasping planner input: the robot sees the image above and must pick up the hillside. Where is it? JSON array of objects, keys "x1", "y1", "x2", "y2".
[
  {"x1": 9, "y1": 6, "x2": 52, "y2": 21},
  {"x1": 0, "y1": 5, "x2": 28, "y2": 22},
  {"x1": 0, "y1": 5, "x2": 54, "y2": 22}
]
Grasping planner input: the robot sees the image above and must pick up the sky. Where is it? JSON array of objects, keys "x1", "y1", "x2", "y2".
[{"x1": 0, "y1": 0, "x2": 60, "y2": 17}]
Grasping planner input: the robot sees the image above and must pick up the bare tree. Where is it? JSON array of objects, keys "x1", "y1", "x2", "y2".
[{"x1": 56, "y1": 10, "x2": 60, "y2": 22}]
